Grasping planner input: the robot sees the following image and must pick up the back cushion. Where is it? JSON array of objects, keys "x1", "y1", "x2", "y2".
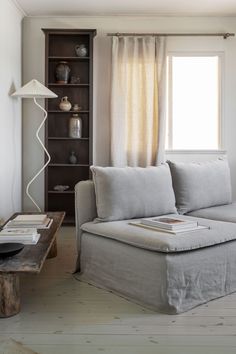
[
  {"x1": 91, "y1": 164, "x2": 177, "y2": 222},
  {"x1": 168, "y1": 159, "x2": 232, "y2": 214}
]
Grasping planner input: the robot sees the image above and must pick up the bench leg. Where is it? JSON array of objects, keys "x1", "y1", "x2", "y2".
[
  {"x1": 47, "y1": 239, "x2": 57, "y2": 258},
  {"x1": 0, "y1": 273, "x2": 20, "y2": 317}
]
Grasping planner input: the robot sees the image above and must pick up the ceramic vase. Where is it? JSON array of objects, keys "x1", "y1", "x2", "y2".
[
  {"x1": 55, "y1": 61, "x2": 71, "y2": 84},
  {"x1": 75, "y1": 44, "x2": 88, "y2": 57},
  {"x1": 59, "y1": 97, "x2": 72, "y2": 111},
  {"x1": 69, "y1": 114, "x2": 82, "y2": 138},
  {"x1": 69, "y1": 151, "x2": 77, "y2": 164},
  {"x1": 72, "y1": 103, "x2": 82, "y2": 112}
]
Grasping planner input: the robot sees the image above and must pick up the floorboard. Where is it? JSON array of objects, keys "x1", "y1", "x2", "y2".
[{"x1": 0, "y1": 226, "x2": 236, "y2": 353}]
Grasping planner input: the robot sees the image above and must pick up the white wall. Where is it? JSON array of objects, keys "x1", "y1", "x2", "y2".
[
  {"x1": 22, "y1": 16, "x2": 236, "y2": 209},
  {"x1": 0, "y1": 0, "x2": 23, "y2": 220}
]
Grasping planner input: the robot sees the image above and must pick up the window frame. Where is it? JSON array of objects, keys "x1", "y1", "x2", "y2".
[{"x1": 166, "y1": 51, "x2": 224, "y2": 152}]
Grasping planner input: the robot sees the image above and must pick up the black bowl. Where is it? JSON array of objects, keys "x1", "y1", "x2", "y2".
[{"x1": 0, "y1": 243, "x2": 24, "y2": 258}]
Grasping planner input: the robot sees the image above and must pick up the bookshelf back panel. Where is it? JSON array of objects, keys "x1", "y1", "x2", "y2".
[
  {"x1": 49, "y1": 34, "x2": 90, "y2": 57},
  {"x1": 48, "y1": 140, "x2": 89, "y2": 164},
  {"x1": 48, "y1": 193, "x2": 75, "y2": 216},
  {"x1": 47, "y1": 87, "x2": 89, "y2": 111},
  {"x1": 48, "y1": 61, "x2": 89, "y2": 84},
  {"x1": 48, "y1": 166, "x2": 89, "y2": 191},
  {"x1": 48, "y1": 113, "x2": 89, "y2": 138}
]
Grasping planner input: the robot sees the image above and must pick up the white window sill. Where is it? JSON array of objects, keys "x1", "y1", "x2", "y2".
[{"x1": 165, "y1": 150, "x2": 227, "y2": 155}]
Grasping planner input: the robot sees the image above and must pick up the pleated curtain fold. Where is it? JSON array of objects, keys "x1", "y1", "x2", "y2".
[{"x1": 111, "y1": 36, "x2": 166, "y2": 167}]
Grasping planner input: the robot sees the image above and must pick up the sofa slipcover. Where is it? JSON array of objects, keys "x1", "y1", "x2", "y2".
[
  {"x1": 75, "y1": 178, "x2": 236, "y2": 314},
  {"x1": 78, "y1": 231, "x2": 236, "y2": 314}
]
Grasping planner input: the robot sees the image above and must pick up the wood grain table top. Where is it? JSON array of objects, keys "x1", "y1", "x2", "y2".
[{"x1": 0, "y1": 212, "x2": 65, "y2": 274}]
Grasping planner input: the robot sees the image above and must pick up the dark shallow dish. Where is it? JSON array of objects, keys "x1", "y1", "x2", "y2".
[{"x1": 0, "y1": 243, "x2": 24, "y2": 258}]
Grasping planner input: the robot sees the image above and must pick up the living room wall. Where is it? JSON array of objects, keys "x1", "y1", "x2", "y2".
[
  {"x1": 0, "y1": 0, "x2": 23, "y2": 220},
  {"x1": 22, "y1": 15, "x2": 236, "y2": 210}
]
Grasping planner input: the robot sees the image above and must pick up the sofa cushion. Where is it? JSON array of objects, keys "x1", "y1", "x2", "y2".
[
  {"x1": 168, "y1": 159, "x2": 232, "y2": 214},
  {"x1": 187, "y1": 202, "x2": 236, "y2": 222},
  {"x1": 91, "y1": 164, "x2": 177, "y2": 222},
  {"x1": 81, "y1": 214, "x2": 236, "y2": 253}
]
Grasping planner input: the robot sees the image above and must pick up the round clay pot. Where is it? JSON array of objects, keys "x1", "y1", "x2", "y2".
[{"x1": 59, "y1": 96, "x2": 72, "y2": 112}]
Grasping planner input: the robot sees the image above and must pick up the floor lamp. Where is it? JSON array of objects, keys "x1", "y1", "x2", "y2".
[{"x1": 12, "y1": 79, "x2": 57, "y2": 212}]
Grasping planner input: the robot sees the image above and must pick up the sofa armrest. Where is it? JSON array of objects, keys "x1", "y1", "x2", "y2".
[
  {"x1": 75, "y1": 180, "x2": 97, "y2": 229},
  {"x1": 74, "y1": 180, "x2": 97, "y2": 271}
]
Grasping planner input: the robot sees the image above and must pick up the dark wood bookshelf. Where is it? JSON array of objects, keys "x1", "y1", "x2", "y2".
[
  {"x1": 48, "y1": 163, "x2": 89, "y2": 167},
  {"x1": 48, "y1": 56, "x2": 90, "y2": 60},
  {"x1": 48, "y1": 191, "x2": 75, "y2": 194},
  {"x1": 42, "y1": 28, "x2": 96, "y2": 225},
  {"x1": 48, "y1": 137, "x2": 89, "y2": 140},
  {"x1": 47, "y1": 110, "x2": 89, "y2": 113},
  {"x1": 48, "y1": 83, "x2": 90, "y2": 87}
]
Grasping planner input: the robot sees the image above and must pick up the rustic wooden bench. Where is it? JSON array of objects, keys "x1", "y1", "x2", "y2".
[{"x1": 0, "y1": 211, "x2": 65, "y2": 317}]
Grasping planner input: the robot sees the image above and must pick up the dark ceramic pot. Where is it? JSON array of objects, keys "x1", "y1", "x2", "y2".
[
  {"x1": 55, "y1": 61, "x2": 71, "y2": 84},
  {"x1": 69, "y1": 151, "x2": 77, "y2": 164}
]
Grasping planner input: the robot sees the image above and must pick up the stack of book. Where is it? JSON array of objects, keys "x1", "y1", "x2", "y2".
[
  {"x1": 0, "y1": 228, "x2": 40, "y2": 244},
  {"x1": 131, "y1": 216, "x2": 208, "y2": 234},
  {"x1": 4, "y1": 214, "x2": 52, "y2": 230},
  {"x1": 0, "y1": 214, "x2": 52, "y2": 244}
]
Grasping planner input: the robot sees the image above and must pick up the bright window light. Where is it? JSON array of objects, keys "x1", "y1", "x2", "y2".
[{"x1": 167, "y1": 55, "x2": 220, "y2": 150}]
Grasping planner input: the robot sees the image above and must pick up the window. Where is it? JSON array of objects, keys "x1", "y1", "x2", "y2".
[{"x1": 166, "y1": 54, "x2": 221, "y2": 150}]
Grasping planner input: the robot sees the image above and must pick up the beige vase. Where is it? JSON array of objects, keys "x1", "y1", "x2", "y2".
[{"x1": 59, "y1": 96, "x2": 72, "y2": 111}]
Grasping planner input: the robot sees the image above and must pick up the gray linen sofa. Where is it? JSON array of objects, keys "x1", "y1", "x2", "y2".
[{"x1": 75, "y1": 159, "x2": 236, "y2": 314}]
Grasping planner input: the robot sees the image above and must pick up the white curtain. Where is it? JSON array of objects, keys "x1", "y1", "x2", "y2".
[{"x1": 111, "y1": 36, "x2": 166, "y2": 167}]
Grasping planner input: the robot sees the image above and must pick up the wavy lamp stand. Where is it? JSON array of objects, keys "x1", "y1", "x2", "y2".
[{"x1": 12, "y1": 79, "x2": 57, "y2": 212}]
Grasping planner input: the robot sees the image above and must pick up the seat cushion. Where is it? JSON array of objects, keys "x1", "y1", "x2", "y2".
[
  {"x1": 187, "y1": 202, "x2": 236, "y2": 222},
  {"x1": 91, "y1": 164, "x2": 177, "y2": 222},
  {"x1": 168, "y1": 159, "x2": 232, "y2": 214},
  {"x1": 81, "y1": 214, "x2": 236, "y2": 253}
]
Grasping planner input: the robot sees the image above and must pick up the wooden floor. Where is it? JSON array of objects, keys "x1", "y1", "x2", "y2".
[{"x1": 1, "y1": 227, "x2": 236, "y2": 353}]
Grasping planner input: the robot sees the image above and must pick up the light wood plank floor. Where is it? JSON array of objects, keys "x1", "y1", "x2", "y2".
[{"x1": 1, "y1": 227, "x2": 236, "y2": 353}]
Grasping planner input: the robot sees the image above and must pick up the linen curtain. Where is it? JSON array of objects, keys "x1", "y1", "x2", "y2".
[{"x1": 111, "y1": 36, "x2": 166, "y2": 167}]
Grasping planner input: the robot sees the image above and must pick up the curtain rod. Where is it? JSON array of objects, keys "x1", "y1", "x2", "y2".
[{"x1": 107, "y1": 32, "x2": 234, "y2": 39}]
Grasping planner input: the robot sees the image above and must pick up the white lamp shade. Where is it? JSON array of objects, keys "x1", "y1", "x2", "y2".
[{"x1": 12, "y1": 79, "x2": 57, "y2": 98}]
